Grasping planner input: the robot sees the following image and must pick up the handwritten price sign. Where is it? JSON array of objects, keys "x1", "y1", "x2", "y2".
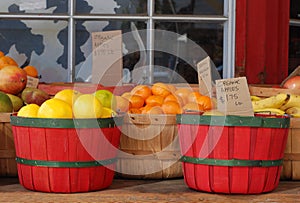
[{"x1": 216, "y1": 77, "x2": 254, "y2": 116}]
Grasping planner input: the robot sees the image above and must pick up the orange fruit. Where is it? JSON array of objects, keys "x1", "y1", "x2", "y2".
[
  {"x1": 183, "y1": 102, "x2": 204, "y2": 112},
  {"x1": 128, "y1": 95, "x2": 144, "y2": 109},
  {"x1": 196, "y1": 95, "x2": 213, "y2": 111},
  {"x1": 174, "y1": 88, "x2": 192, "y2": 105},
  {"x1": 0, "y1": 56, "x2": 18, "y2": 70},
  {"x1": 164, "y1": 94, "x2": 184, "y2": 107},
  {"x1": 121, "y1": 92, "x2": 131, "y2": 99},
  {"x1": 128, "y1": 108, "x2": 142, "y2": 114},
  {"x1": 115, "y1": 95, "x2": 131, "y2": 112},
  {"x1": 0, "y1": 51, "x2": 4, "y2": 58},
  {"x1": 151, "y1": 82, "x2": 171, "y2": 98},
  {"x1": 131, "y1": 85, "x2": 152, "y2": 100},
  {"x1": 23, "y1": 65, "x2": 39, "y2": 78},
  {"x1": 145, "y1": 95, "x2": 164, "y2": 107},
  {"x1": 187, "y1": 91, "x2": 202, "y2": 103},
  {"x1": 161, "y1": 100, "x2": 182, "y2": 114},
  {"x1": 167, "y1": 84, "x2": 177, "y2": 93},
  {"x1": 141, "y1": 105, "x2": 164, "y2": 114}
]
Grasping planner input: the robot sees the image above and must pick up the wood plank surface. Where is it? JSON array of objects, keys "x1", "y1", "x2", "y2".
[{"x1": 1, "y1": 178, "x2": 300, "y2": 203}]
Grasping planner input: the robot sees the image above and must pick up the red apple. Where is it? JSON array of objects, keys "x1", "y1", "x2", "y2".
[
  {"x1": 0, "y1": 65, "x2": 27, "y2": 95},
  {"x1": 283, "y1": 76, "x2": 300, "y2": 90}
]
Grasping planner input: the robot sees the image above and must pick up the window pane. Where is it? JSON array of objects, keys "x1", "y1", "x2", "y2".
[
  {"x1": 0, "y1": 1, "x2": 68, "y2": 14},
  {"x1": 75, "y1": 20, "x2": 147, "y2": 82},
  {"x1": 290, "y1": 0, "x2": 300, "y2": 19},
  {"x1": 153, "y1": 22, "x2": 223, "y2": 83},
  {"x1": 76, "y1": 0, "x2": 147, "y2": 15},
  {"x1": 289, "y1": 26, "x2": 300, "y2": 74},
  {"x1": 155, "y1": 0, "x2": 224, "y2": 15},
  {"x1": 0, "y1": 19, "x2": 68, "y2": 82}
]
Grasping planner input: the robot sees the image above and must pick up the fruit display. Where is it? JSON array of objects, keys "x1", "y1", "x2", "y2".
[
  {"x1": 251, "y1": 93, "x2": 300, "y2": 117},
  {"x1": 17, "y1": 88, "x2": 117, "y2": 119},
  {"x1": 118, "y1": 82, "x2": 216, "y2": 115}
]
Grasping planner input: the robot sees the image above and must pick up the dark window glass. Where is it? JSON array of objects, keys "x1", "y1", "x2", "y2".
[
  {"x1": 289, "y1": 26, "x2": 300, "y2": 73},
  {"x1": 153, "y1": 22, "x2": 223, "y2": 83},
  {"x1": 76, "y1": 0, "x2": 147, "y2": 14},
  {"x1": 0, "y1": 0, "x2": 68, "y2": 14},
  {"x1": 0, "y1": 19, "x2": 68, "y2": 82},
  {"x1": 155, "y1": 0, "x2": 224, "y2": 15},
  {"x1": 75, "y1": 20, "x2": 147, "y2": 82},
  {"x1": 290, "y1": 0, "x2": 300, "y2": 19}
]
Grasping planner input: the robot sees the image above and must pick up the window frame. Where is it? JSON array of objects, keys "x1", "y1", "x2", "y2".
[{"x1": 0, "y1": 0, "x2": 236, "y2": 83}]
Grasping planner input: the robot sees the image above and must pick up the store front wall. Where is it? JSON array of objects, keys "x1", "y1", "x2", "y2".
[{"x1": 235, "y1": 0, "x2": 290, "y2": 84}]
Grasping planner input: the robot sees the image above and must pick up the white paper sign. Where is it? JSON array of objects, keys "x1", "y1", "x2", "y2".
[
  {"x1": 216, "y1": 77, "x2": 254, "y2": 116},
  {"x1": 197, "y1": 56, "x2": 213, "y2": 97},
  {"x1": 26, "y1": 76, "x2": 39, "y2": 88},
  {"x1": 92, "y1": 30, "x2": 123, "y2": 86}
]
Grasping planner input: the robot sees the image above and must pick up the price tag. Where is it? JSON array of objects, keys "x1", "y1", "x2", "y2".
[
  {"x1": 92, "y1": 30, "x2": 123, "y2": 86},
  {"x1": 197, "y1": 56, "x2": 213, "y2": 97},
  {"x1": 215, "y1": 77, "x2": 254, "y2": 116},
  {"x1": 26, "y1": 76, "x2": 39, "y2": 88}
]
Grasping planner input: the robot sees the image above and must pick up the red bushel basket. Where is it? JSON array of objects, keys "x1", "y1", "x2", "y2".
[
  {"x1": 10, "y1": 115, "x2": 123, "y2": 193},
  {"x1": 177, "y1": 114, "x2": 290, "y2": 194}
]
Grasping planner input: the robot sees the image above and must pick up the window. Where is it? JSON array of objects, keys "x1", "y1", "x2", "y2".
[
  {"x1": 289, "y1": 0, "x2": 300, "y2": 73},
  {"x1": 0, "y1": 0, "x2": 235, "y2": 84}
]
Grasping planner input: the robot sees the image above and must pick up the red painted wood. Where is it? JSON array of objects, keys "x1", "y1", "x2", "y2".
[
  {"x1": 235, "y1": 0, "x2": 290, "y2": 84},
  {"x1": 11, "y1": 122, "x2": 122, "y2": 193}
]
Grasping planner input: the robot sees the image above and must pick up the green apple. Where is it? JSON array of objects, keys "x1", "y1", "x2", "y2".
[{"x1": 94, "y1": 89, "x2": 116, "y2": 110}]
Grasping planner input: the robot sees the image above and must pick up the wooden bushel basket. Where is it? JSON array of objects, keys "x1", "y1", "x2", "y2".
[
  {"x1": 10, "y1": 115, "x2": 123, "y2": 193},
  {"x1": 116, "y1": 114, "x2": 182, "y2": 179},
  {"x1": 249, "y1": 84, "x2": 300, "y2": 180},
  {"x1": 0, "y1": 113, "x2": 17, "y2": 177},
  {"x1": 281, "y1": 118, "x2": 300, "y2": 180},
  {"x1": 177, "y1": 114, "x2": 290, "y2": 194}
]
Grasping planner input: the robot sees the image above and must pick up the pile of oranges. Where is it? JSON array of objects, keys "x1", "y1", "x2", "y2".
[
  {"x1": 118, "y1": 82, "x2": 215, "y2": 115},
  {"x1": 0, "y1": 51, "x2": 39, "y2": 78}
]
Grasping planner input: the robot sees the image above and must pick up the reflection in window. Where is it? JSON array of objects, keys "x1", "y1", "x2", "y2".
[
  {"x1": 154, "y1": 22, "x2": 223, "y2": 83},
  {"x1": 155, "y1": 0, "x2": 224, "y2": 15}
]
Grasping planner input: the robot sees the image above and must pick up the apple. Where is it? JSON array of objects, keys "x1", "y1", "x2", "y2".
[
  {"x1": 283, "y1": 76, "x2": 300, "y2": 89},
  {"x1": 94, "y1": 89, "x2": 116, "y2": 110}
]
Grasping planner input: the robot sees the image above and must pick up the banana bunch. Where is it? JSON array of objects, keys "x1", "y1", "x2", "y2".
[{"x1": 251, "y1": 93, "x2": 300, "y2": 117}]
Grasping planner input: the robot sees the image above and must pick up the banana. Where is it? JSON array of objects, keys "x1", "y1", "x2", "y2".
[
  {"x1": 285, "y1": 107, "x2": 300, "y2": 118},
  {"x1": 251, "y1": 95, "x2": 261, "y2": 101},
  {"x1": 252, "y1": 93, "x2": 289, "y2": 110},
  {"x1": 280, "y1": 94, "x2": 300, "y2": 111},
  {"x1": 254, "y1": 108, "x2": 286, "y2": 116}
]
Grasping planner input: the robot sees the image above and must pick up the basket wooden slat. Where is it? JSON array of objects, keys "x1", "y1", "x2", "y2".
[
  {"x1": 281, "y1": 118, "x2": 300, "y2": 180},
  {"x1": 116, "y1": 114, "x2": 182, "y2": 179},
  {"x1": 0, "y1": 113, "x2": 17, "y2": 177}
]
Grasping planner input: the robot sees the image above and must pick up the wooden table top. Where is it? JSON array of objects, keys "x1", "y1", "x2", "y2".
[{"x1": 1, "y1": 178, "x2": 300, "y2": 202}]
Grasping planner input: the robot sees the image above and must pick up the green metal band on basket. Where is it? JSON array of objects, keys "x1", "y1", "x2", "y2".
[
  {"x1": 176, "y1": 114, "x2": 290, "y2": 128},
  {"x1": 180, "y1": 156, "x2": 283, "y2": 167},
  {"x1": 16, "y1": 157, "x2": 117, "y2": 168},
  {"x1": 10, "y1": 115, "x2": 123, "y2": 129}
]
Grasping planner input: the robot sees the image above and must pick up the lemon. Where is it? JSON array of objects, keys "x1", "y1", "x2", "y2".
[
  {"x1": 73, "y1": 94, "x2": 103, "y2": 118},
  {"x1": 17, "y1": 104, "x2": 40, "y2": 117},
  {"x1": 101, "y1": 107, "x2": 117, "y2": 118},
  {"x1": 37, "y1": 98, "x2": 73, "y2": 118},
  {"x1": 54, "y1": 89, "x2": 81, "y2": 107}
]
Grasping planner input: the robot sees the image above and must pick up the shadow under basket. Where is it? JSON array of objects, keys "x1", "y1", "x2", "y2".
[
  {"x1": 177, "y1": 114, "x2": 290, "y2": 194},
  {"x1": 116, "y1": 114, "x2": 182, "y2": 179},
  {"x1": 10, "y1": 115, "x2": 123, "y2": 193}
]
